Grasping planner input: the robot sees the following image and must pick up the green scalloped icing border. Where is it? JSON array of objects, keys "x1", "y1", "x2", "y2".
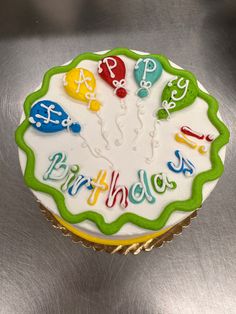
[{"x1": 15, "y1": 48, "x2": 230, "y2": 235}]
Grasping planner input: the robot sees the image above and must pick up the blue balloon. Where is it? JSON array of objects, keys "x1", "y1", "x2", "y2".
[
  {"x1": 29, "y1": 100, "x2": 81, "y2": 134},
  {"x1": 134, "y1": 57, "x2": 163, "y2": 98}
]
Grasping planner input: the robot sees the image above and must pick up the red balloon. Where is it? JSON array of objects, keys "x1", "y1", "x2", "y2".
[{"x1": 98, "y1": 56, "x2": 127, "y2": 98}]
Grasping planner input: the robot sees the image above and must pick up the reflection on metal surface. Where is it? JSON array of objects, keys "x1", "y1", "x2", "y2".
[{"x1": 1, "y1": 0, "x2": 236, "y2": 313}]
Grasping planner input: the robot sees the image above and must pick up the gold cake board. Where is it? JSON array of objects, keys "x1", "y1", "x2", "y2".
[{"x1": 40, "y1": 204, "x2": 198, "y2": 255}]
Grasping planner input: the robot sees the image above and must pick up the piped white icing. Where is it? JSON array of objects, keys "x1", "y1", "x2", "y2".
[
  {"x1": 98, "y1": 57, "x2": 117, "y2": 78},
  {"x1": 132, "y1": 100, "x2": 145, "y2": 151},
  {"x1": 114, "y1": 100, "x2": 127, "y2": 146},
  {"x1": 169, "y1": 77, "x2": 189, "y2": 101},
  {"x1": 113, "y1": 79, "x2": 126, "y2": 95},
  {"x1": 35, "y1": 103, "x2": 61, "y2": 125},
  {"x1": 79, "y1": 133, "x2": 113, "y2": 168},
  {"x1": 145, "y1": 120, "x2": 159, "y2": 164},
  {"x1": 160, "y1": 100, "x2": 176, "y2": 119},
  {"x1": 75, "y1": 69, "x2": 92, "y2": 93},
  {"x1": 96, "y1": 111, "x2": 110, "y2": 150}
]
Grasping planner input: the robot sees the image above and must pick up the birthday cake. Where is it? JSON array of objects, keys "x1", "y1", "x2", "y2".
[{"x1": 15, "y1": 48, "x2": 230, "y2": 252}]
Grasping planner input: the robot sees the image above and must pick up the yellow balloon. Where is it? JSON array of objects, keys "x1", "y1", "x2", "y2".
[{"x1": 64, "y1": 68, "x2": 101, "y2": 112}]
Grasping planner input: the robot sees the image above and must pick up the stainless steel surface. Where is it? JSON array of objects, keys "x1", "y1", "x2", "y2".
[{"x1": 0, "y1": 1, "x2": 235, "y2": 313}]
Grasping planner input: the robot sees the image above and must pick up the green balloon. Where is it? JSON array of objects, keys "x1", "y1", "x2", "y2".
[{"x1": 157, "y1": 76, "x2": 198, "y2": 120}]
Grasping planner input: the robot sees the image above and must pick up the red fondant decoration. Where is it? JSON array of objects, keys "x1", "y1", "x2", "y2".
[
  {"x1": 181, "y1": 126, "x2": 215, "y2": 142},
  {"x1": 181, "y1": 126, "x2": 204, "y2": 140},
  {"x1": 205, "y1": 134, "x2": 214, "y2": 142},
  {"x1": 98, "y1": 56, "x2": 127, "y2": 98}
]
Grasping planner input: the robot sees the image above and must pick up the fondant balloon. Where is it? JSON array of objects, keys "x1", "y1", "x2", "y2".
[
  {"x1": 98, "y1": 56, "x2": 127, "y2": 98},
  {"x1": 29, "y1": 100, "x2": 81, "y2": 134},
  {"x1": 134, "y1": 57, "x2": 163, "y2": 98},
  {"x1": 157, "y1": 76, "x2": 198, "y2": 120},
  {"x1": 64, "y1": 68, "x2": 101, "y2": 112}
]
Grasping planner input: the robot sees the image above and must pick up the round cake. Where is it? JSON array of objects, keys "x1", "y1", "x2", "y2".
[{"x1": 15, "y1": 48, "x2": 230, "y2": 253}]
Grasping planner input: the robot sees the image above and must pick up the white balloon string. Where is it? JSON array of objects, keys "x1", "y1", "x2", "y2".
[
  {"x1": 132, "y1": 99, "x2": 145, "y2": 151},
  {"x1": 114, "y1": 99, "x2": 127, "y2": 146},
  {"x1": 79, "y1": 133, "x2": 113, "y2": 168},
  {"x1": 96, "y1": 111, "x2": 110, "y2": 150}
]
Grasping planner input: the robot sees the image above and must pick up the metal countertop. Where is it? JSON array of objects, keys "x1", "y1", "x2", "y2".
[{"x1": 0, "y1": 1, "x2": 235, "y2": 313}]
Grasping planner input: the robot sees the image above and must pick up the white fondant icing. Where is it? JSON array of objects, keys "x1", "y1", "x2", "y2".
[
  {"x1": 18, "y1": 51, "x2": 227, "y2": 240},
  {"x1": 63, "y1": 74, "x2": 68, "y2": 86}
]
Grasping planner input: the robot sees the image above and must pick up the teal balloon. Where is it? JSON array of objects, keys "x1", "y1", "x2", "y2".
[{"x1": 134, "y1": 57, "x2": 163, "y2": 98}]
